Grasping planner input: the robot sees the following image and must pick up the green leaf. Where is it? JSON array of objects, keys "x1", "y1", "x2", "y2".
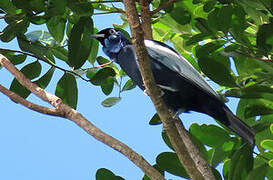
[
  {"x1": 246, "y1": 164, "x2": 268, "y2": 180},
  {"x1": 97, "y1": 56, "x2": 111, "y2": 65},
  {"x1": 0, "y1": 18, "x2": 29, "y2": 42},
  {"x1": 197, "y1": 54, "x2": 237, "y2": 87},
  {"x1": 0, "y1": 51, "x2": 26, "y2": 65},
  {"x1": 88, "y1": 28, "x2": 99, "y2": 65},
  {"x1": 121, "y1": 79, "x2": 136, "y2": 92},
  {"x1": 47, "y1": 0, "x2": 66, "y2": 16},
  {"x1": 261, "y1": 139, "x2": 273, "y2": 152},
  {"x1": 269, "y1": 160, "x2": 273, "y2": 168},
  {"x1": 55, "y1": 73, "x2": 78, "y2": 109},
  {"x1": 189, "y1": 123, "x2": 230, "y2": 147},
  {"x1": 228, "y1": 144, "x2": 253, "y2": 180},
  {"x1": 161, "y1": 131, "x2": 174, "y2": 151},
  {"x1": 34, "y1": 67, "x2": 55, "y2": 89},
  {"x1": 156, "y1": 152, "x2": 189, "y2": 178},
  {"x1": 0, "y1": 0, "x2": 17, "y2": 15},
  {"x1": 217, "y1": 5, "x2": 233, "y2": 32},
  {"x1": 68, "y1": 2, "x2": 93, "y2": 17},
  {"x1": 257, "y1": 23, "x2": 273, "y2": 55},
  {"x1": 68, "y1": 17, "x2": 93, "y2": 69},
  {"x1": 101, "y1": 77, "x2": 114, "y2": 95},
  {"x1": 203, "y1": 0, "x2": 216, "y2": 12},
  {"x1": 51, "y1": 47, "x2": 68, "y2": 62},
  {"x1": 170, "y1": 7, "x2": 191, "y2": 25},
  {"x1": 18, "y1": 36, "x2": 55, "y2": 64},
  {"x1": 271, "y1": 124, "x2": 273, "y2": 133},
  {"x1": 101, "y1": 97, "x2": 121, "y2": 107},
  {"x1": 149, "y1": 113, "x2": 162, "y2": 125},
  {"x1": 90, "y1": 67, "x2": 116, "y2": 85},
  {"x1": 10, "y1": 61, "x2": 42, "y2": 99},
  {"x1": 96, "y1": 168, "x2": 124, "y2": 180},
  {"x1": 46, "y1": 16, "x2": 66, "y2": 43}
]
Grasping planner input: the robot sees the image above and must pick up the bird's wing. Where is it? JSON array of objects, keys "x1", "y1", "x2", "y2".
[{"x1": 144, "y1": 40, "x2": 219, "y2": 98}]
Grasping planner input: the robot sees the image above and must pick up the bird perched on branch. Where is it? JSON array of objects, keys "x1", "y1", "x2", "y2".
[{"x1": 91, "y1": 28, "x2": 255, "y2": 146}]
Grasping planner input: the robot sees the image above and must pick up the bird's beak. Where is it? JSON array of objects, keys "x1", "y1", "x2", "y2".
[{"x1": 90, "y1": 34, "x2": 105, "y2": 38}]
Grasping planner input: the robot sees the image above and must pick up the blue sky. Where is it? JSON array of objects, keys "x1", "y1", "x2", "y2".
[{"x1": 0, "y1": 5, "x2": 239, "y2": 180}]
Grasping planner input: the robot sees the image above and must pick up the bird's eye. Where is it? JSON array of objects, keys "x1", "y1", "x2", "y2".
[{"x1": 109, "y1": 29, "x2": 116, "y2": 34}]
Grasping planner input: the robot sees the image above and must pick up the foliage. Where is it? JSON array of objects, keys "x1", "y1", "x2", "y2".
[{"x1": 0, "y1": 0, "x2": 273, "y2": 179}]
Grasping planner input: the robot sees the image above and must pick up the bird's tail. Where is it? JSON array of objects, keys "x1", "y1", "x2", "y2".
[{"x1": 223, "y1": 107, "x2": 255, "y2": 147}]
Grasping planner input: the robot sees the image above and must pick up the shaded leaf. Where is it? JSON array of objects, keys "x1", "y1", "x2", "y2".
[
  {"x1": 34, "y1": 67, "x2": 55, "y2": 89},
  {"x1": 55, "y1": 73, "x2": 78, "y2": 109},
  {"x1": 68, "y1": 17, "x2": 93, "y2": 69},
  {"x1": 156, "y1": 152, "x2": 189, "y2": 178},
  {"x1": 161, "y1": 131, "x2": 174, "y2": 151},
  {"x1": 96, "y1": 168, "x2": 124, "y2": 180},
  {"x1": 246, "y1": 163, "x2": 268, "y2": 180},
  {"x1": 101, "y1": 77, "x2": 114, "y2": 95},
  {"x1": 90, "y1": 67, "x2": 116, "y2": 85},
  {"x1": 46, "y1": 16, "x2": 66, "y2": 43},
  {"x1": 10, "y1": 61, "x2": 42, "y2": 99},
  {"x1": 228, "y1": 144, "x2": 253, "y2": 180},
  {"x1": 149, "y1": 113, "x2": 162, "y2": 125},
  {"x1": 257, "y1": 23, "x2": 273, "y2": 55}
]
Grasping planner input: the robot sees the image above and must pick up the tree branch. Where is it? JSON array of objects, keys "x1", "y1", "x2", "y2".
[
  {"x1": 123, "y1": 1, "x2": 215, "y2": 179},
  {"x1": 150, "y1": 0, "x2": 179, "y2": 15},
  {"x1": 0, "y1": 54, "x2": 164, "y2": 180},
  {"x1": 139, "y1": 0, "x2": 153, "y2": 39},
  {"x1": 0, "y1": 84, "x2": 64, "y2": 117}
]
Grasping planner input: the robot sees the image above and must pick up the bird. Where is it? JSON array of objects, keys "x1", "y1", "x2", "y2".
[{"x1": 91, "y1": 28, "x2": 255, "y2": 146}]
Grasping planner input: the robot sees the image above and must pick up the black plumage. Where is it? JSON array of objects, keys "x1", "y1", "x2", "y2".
[{"x1": 91, "y1": 28, "x2": 255, "y2": 146}]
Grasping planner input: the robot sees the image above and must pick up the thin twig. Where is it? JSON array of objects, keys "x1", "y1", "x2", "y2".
[
  {"x1": 94, "y1": 11, "x2": 123, "y2": 15},
  {"x1": 0, "y1": 84, "x2": 63, "y2": 117},
  {"x1": 0, "y1": 53, "x2": 165, "y2": 180},
  {"x1": 90, "y1": 0, "x2": 122, "y2": 3}
]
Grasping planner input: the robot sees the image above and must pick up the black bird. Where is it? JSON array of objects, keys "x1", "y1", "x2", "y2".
[{"x1": 91, "y1": 28, "x2": 255, "y2": 146}]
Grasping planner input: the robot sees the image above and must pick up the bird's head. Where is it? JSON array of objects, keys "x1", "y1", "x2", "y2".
[{"x1": 91, "y1": 28, "x2": 130, "y2": 61}]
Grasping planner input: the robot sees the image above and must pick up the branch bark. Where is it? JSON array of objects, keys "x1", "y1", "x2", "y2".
[
  {"x1": 0, "y1": 54, "x2": 164, "y2": 180},
  {"x1": 0, "y1": 84, "x2": 64, "y2": 116},
  {"x1": 123, "y1": 1, "x2": 215, "y2": 179},
  {"x1": 139, "y1": 0, "x2": 153, "y2": 39}
]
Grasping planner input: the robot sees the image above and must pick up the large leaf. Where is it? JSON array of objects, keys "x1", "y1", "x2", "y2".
[
  {"x1": 0, "y1": 0, "x2": 17, "y2": 14},
  {"x1": 34, "y1": 67, "x2": 55, "y2": 89},
  {"x1": 156, "y1": 152, "x2": 189, "y2": 178},
  {"x1": 89, "y1": 67, "x2": 116, "y2": 85},
  {"x1": 46, "y1": 16, "x2": 66, "y2": 43},
  {"x1": 10, "y1": 61, "x2": 42, "y2": 99},
  {"x1": 55, "y1": 73, "x2": 78, "y2": 109},
  {"x1": 95, "y1": 168, "x2": 124, "y2": 180},
  {"x1": 68, "y1": 17, "x2": 93, "y2": 69},
  {"x1": 189, "y1": 123, "x2": 231, "y2": 147},
  {"x1": 228, "y1": 144, "x2": 253, "y2": 180},
  {"x1": 256, "y1": 23, "x2": 273, "y2": 55}
]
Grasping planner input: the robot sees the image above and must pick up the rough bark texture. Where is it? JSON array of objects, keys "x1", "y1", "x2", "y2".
[{"x1": 123, "y1": 1, "x2": 216, "y2": 179}]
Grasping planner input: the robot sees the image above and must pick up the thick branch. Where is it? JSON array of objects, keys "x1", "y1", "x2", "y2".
[
  {"x1": 0, "y1": 54, "x2": 164, "y2": 180},
  {"x1": 139, "y1": 0, "x2": 153, "y2": 39},
  {"x1": 123, "y1": 1, "x2": 215, "y2": 180},
  {"x1": 0, "y1": 84, "x2": 63, "y2": 117}
]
